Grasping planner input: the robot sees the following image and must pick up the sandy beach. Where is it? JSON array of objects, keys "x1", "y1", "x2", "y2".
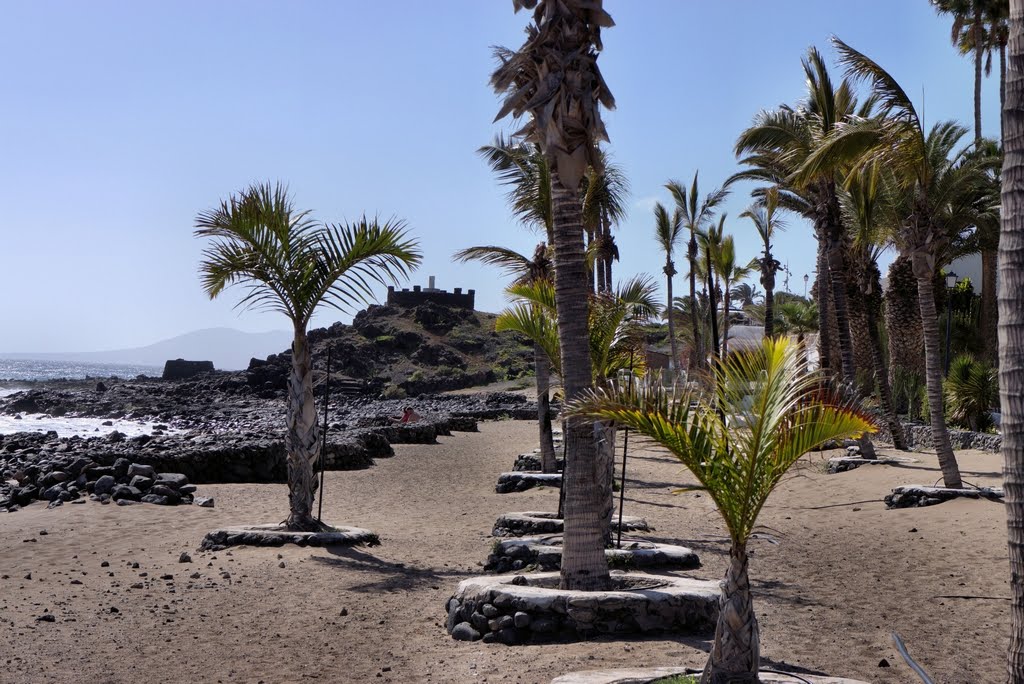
[{"x1": 0, "y1": 417, "x2": 1010, "y2": 684}]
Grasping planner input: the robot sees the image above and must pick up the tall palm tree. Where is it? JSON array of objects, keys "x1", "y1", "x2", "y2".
[
  {"x1": 804, "y1": 38, "x2": 1001, "y2": 487},
  {"x1": 666, "y1": 173, "x2": 729, "y2": 370},
  {"x1": 842, "y1": 163, "x2": 909, "y2": 450},
  {"x1": 491, "y1": 0, "x2": 616, "y2": 592},
  {"x1": 653, "y1": 202, "x2": 685, "y2": 371},
  {"x1": 734, "y1": 47, "x2": 873, "y2": 383},
  {"x1": 195, "y1": 182, "x2": 421, "y2": 530},
  {"x1": 932, "y1": 0, "x2": 990, "y2": 142},
  {"x1": 933, "y1": 0, "x2": 1006, "y2": 363},
  {"x1": 698, "y1": 214, "x2": 728, "y2": 359},
  {"x1": 570, "y1": 337, "x2": 874, "y2": 683},
  {"x1": 740, "y1": 188, "x2": 785, "y2": 339},
  {"x1": 453, "y1": 243, "x2": 557, "y2": 472},
  {"x1": 1001, "y1": 1, "x2": 1024, "y2": 677}
]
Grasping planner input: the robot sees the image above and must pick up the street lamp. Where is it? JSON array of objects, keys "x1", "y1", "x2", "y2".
[
  {"x1": 944, "y1": 272, "x2": 957, "y2": 374},
  {"x1": 803, "y1": 274, "x2": 809, "y2": 299}
]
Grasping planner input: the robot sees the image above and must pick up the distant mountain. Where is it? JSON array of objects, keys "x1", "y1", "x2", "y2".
[{"x1": 0, "y1": 328, "x2": 291, "y2": 371}]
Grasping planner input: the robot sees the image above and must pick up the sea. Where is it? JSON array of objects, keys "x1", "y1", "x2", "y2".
[
  {"x1": 0, "y1": 359, "x2": 167, "y2": 437},
  {"x1": 0, "y1": 359, "x2": 161, "y2": 383}
]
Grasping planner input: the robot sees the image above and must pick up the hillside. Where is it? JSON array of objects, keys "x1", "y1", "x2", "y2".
[{"x1": 246, "y1": 301, "x2": 534, "y2": 398}]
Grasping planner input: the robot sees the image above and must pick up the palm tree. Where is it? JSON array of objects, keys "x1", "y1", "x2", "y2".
[
  {"x1": 730, "y1": 283, "x2": 762, "y2": 310},
  {"x1": 666, "y1": 173, "x2": 729, "y2": 370},
  {"x1": 933, "y1": 0, "x2": 1006, "y2": 363},
  {"x1": 453, "y1": 243, "x2": 557, "y2": 472},
  {"x1": 804, "y1": 38, "x2": 1001, "y2": 487},
  {"x1": 698, "y1": 215, "x2": 727, "y2": 360},
  {"x1": 496, "y1": 275, "x2": 659, "y2": 539},
  {"x1": 740, "y1": 188, "x2": 785, "y2": 339},
  {"x1": 712, "y1": 233, "x2": 756, "y2": 357},
  {"x1": 1001, "y1": 2, "x2": 1024, "y2": 677},
  {"x1": 776, "y1": 300, "x2": 818, "y2": 370},
  {"x1": 581, "y1": 150, "x2": 630, "y2": 292},
  {"x1": 653, "y1": 202, "x2": 685, "y2": 371},
  {"x1": 570, "y1": 337, "x2": 874, "y2": 683},
  {"x1": 734, "y1": 47, "x2": 872, "y2": 383},
  {"x1": 195, "y1": 182, "x2": 421, "y2": 530},
  {"x1": 491, "y1": 0, "x2": 616, "y2": 592},
  {"x1": 842, "y1": 164, "x2": 909, "y2": 450}
]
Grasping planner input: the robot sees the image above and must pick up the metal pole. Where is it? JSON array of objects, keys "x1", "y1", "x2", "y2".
[
  {"x1": 616, "y1": 350, "x2": 635, "y2": 549},
  {"x1": 317, "y1": 346, "x2": 332, "y2": 524}
]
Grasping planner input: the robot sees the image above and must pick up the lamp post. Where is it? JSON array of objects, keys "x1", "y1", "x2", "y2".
[
  {"x1": 944, "y1": 272, "x2": 957, "y2": 375},
  {"x1": 803, "y1": 273, "x2": 809, "y2": 299}
]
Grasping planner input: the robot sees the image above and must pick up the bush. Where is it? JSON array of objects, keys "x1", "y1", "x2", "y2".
[
  {"x1": 409, "y1": 369, "x2": 425, "y2": 383},
  {"x1": 944, "y1": 354, "x2": 998, "y2": 432},
  {"x1": 381, "y1": 383, "x2": 406, "y2": 400}
]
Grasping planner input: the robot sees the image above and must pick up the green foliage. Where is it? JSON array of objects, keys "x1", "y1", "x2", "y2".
[
  {"x1": 944, "y1": 354, "x2": 998, "y2": 431},
  {"x1": 893, "y1": 367, "x2": 926, "y2": 421},
  {"x1": 571, "y1": 337, "x2": 875, "y2": 546},
  {"x1": 409, "y1": 369, "x2": 426, "y2": 383},
  {"x1": 651, "y1": 676, "x2": 699, "y2": 684},
  {"x1": 195, "y1": 182, "x2": 421, "y2": 329},
  {"x1": 381, "y1": 384, "x2": 406, "y2": 400},
  {"x1": 373, "y1": 335, "x2": 396, "y2": 345}
]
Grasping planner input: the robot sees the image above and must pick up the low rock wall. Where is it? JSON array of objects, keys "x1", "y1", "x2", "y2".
[{"x1": 875, "y1": 422, "x2": 1001, "y2": 453}]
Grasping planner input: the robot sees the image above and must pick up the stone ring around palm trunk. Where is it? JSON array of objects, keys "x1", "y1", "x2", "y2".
[
  {"x1": 495, "y1": 471, "x2": 562, "y2": 493},
  {"x1": 492, "y1": 511, "x2": 651, "y2": 537},
  {"x1": 485, "y1": 534, "x2": 700, "y2": 574},
  {"x1": 550, "y1": 667, "x2": 870, "y2": 683},
  {"x1": 201, "y1": 523, "x2": 380, "y2": 551},
  {"x1": 445, "y1": 570, "x2": 719, "y2": 644}
]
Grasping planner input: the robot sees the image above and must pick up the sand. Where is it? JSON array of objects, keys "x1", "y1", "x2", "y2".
[{"x1": 0, "y1": 418, "x2": 1010, "y2": 684}]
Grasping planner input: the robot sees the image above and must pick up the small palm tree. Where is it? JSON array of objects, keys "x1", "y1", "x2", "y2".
[
  {"x1": 571, "y1": 337, "x2": 874, "y2": 683},
  {"x1": 453, "y1": 243, "x2": 558, "y2": 472},
  {"x1": 776, "y1": 300, "x2": 818, "y2": 370},
  {"x1": 195, "y1": 182, "x2": 421, "y2": 531},
  {"x1": 653, "y1": 202, "x2": 685, "y2": 372}
]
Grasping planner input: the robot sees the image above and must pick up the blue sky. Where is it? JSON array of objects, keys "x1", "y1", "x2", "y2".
[{"x1": 0, "y1": 1, "x2": 1001, "y2": 352}]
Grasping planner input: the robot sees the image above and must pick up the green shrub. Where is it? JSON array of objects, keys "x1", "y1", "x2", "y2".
[
  {"x1": 373, "y1": 334, "x2": 395, "y2": 345},
  {"x1": 381, "y1": 383, "x2": 406, "y2": 400},
  {"x1": 944, "y1": 354, "x2": 998, "y2": 432},
  {"x1": 409, "y1": 369, "x2": 425, "y2": 383}
]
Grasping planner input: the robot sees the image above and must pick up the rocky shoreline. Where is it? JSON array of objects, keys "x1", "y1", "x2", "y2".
[{"x1": 1, "y1": 373, "x2": 545, "y2": 514}]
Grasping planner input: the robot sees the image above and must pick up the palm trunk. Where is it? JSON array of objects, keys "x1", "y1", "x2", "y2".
[
  {"x1": 975, "y1": 15, "x2": 984, "y2": 143},
  {"x1": 701, "y1": 544, "x2": 759, "y2": 684},
  {"x1": 285, "y1": 327, "x2": 320, "y2": 531},
  {"x1": 594, "y1": 421, "x2": 616, "y2": 545},
  {"x1": 983, "y1": 248, "x2": 999, "y2": 364},
  {"x1": 1001, "y1": 9, "x2": 1024, "y2": 677},
  {"x1": 588, "y1": 226, "x2": 600, "y2": 294},
  {"x1": 815, "y1": 235, "x2": 834, "y2": 373},
  {"x1": 551, "y1": 168, "x2": 610, "y2": 592},
  {"x1": 824, "y1": 189, "x2": 856, "y2": 384},
  {"x1": 688, "y1": 234, "x2": 704, "y2": 369},
  {"x1": 867, "y1": 304, "x2": 908, "y2": 450},
  {"x1": 665, "y1": 263, "x2": 679, "y2": 371},
  {"x1": 1003, "y1": 39, "x2": 1008, "y2": 145},
  {"x1": 603, "y1": 213, "x2": 613, "y2": 292},
  {"x1": 722, "y1": 284, "x2": 731, "y2": 357},
  {"x1": 914, "y1": 256, "x2": 964, "y2": 488},
  {"x1": 535, "y1": 344, "x2": 556, "y2": 473},
  {"x1": 708, "y1": 256, "x2": 721, "y2": 360},
  {"x1": 885, "y1": 255, "x2": 926, "y2": 411},
  {"x1": 762, "y1": 263, "x2": 775, "y2": 339}
]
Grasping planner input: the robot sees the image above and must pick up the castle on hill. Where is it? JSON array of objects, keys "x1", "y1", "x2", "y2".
[{"x1": 387, "y1": 276, "x2": 475, "y2": 310}]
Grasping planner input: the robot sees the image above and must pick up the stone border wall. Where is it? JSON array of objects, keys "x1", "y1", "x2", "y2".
[{"x1": 874, "y1": 422, "x2": 1001, "y2": 453}]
